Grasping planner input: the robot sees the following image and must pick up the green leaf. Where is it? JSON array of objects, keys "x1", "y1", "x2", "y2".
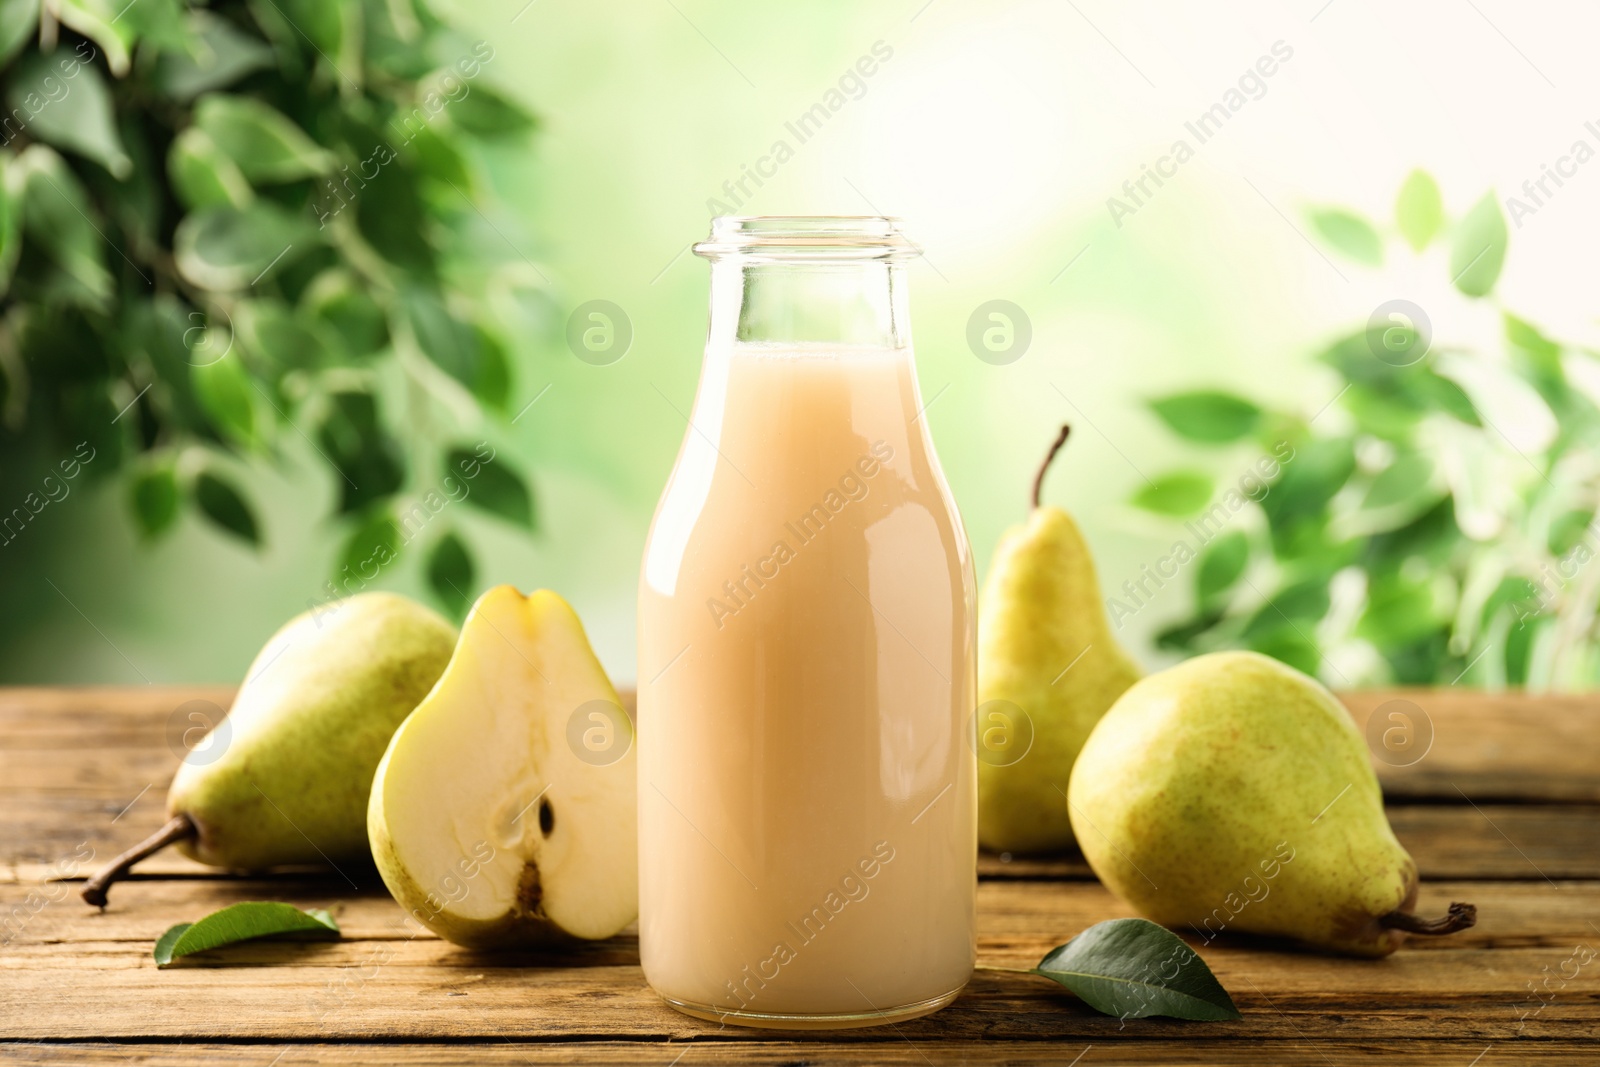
[
  {"x1": 426, "y1": 530, "x2": 475, "y2": 617},
  {"x1": 154, "y1": 902, "x2": 338, "y2": 967},
  {"x1": 192, "y1": 353, "x2": 260, "y2": 447},
  {"x1": 302, "y1": 270, "x2": 389, "y2": 358},
  {"x1": 1248, "y1": 628, "x2": 1321, "y2": 676},
  {"x1": 193, "y1": 468, "x2": 261, "y2": 545},
  {"x1": 1359, "y1": 575, "x2": 1441, "y2": 647},
  {"x1": 1131, "y1": 472, "x2": 1214, "y2": 517},
  {"x1": 1149, "y1": 391, "x2": 1262, "y2": 444},
  {"x1": 0, "y1": 155, "x2": 17, "y2": 298},
  {"x1": 6, "y1": 52, "x2": 132, "y2": 178},
  {"x1": 1263, "y1": 438, "x2": 1354, "y2": 524},
  {"x1": 317, "y1": 390, "x2": 405, "y2": 514},
  {"x1": 451, "y1": 446, "x2": 534, "y2": 528},
  {"x1": 233, "y1": 299, "x2": 332, "y2": 372},
  {"x1": 1363, "y1": 454, "x2": 1435, "y2": 510},
  {"x1": 0, "y1": 0, "x2": 39, "y2": 68},
  {"x1": 152, "y1": 11, "x2": 278, "y2": 100},
  {"x1": 12, "y1": 145, "x2": 112, "y2": 307},
  {"x1": 404, "y1": 289, "x2": 501, "y2": 398},
  {"x1": 169, "y1": 128, "x2": 255, "y2": 210},
  {"x1": 1309, "y1": 208, "x2": 1382, "y2": 266},
  {"x1": 1450, "y1": 191, "x2": 1507, "y2": 297},
  {"x1": 129, "y1": 460, "x2": 182, "y2": 540},
  {"x1": 1549, "y1": 509, "x2": 1595, "y2": 556},
  {"x1": 53, "y1": 0, "x2": 132, "y2": 76},
  {"x1": 1242, "y1": 578, "x2": 1330, "y2": 640},
  {"x1": 1395, "y1": 170, "x2": 1443, "y2": 252},
  {"x1": 339, "y1": 508, "x2": 400, "y2": 580},
  {"x1": 445, "y1": 84, "x2": 536, "y2": 139},
  {"x1": 1031, "y1": 918, "x2": 1240, "y2": 1021},
  {"x1": 1196, "y1": 530, "x2": 1249, "y2": 603},
  {"x1": 174, "y1": 202, "x2": 319, "y2": 291},
  {"x1": 195, "y1": 94, "x2": 336, "y2": 183}
]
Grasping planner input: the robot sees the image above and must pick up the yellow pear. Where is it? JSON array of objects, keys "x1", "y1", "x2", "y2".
[
  {"x1": 1068, "y1": 651, "x2": 1475, "y2": 956},
  {"x1": 977, "y1": 425, "x2": 1142, "y2": 853},
  {"x1": 368, "y1": 586, "x2": 637, "y2": 947},
  {"x1": 83, "y1": 593, "x2": 456, "y2": 906}
]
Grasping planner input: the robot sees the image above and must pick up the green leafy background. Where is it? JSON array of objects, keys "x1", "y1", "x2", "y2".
[{"x1": 2, "y1": 1, "x2": 1596, "y2": 691}]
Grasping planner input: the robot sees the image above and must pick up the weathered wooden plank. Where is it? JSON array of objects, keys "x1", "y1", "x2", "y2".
[
  {"x1": 1, "y1": 1039, "x2": 1592, "y2": 1066},
  {"x1": 1, "y1": 880, "x2": 1594, "y2": 1042},
  {"x1": 5, "y1": 879, "x2": 1595, "y2": 952}
]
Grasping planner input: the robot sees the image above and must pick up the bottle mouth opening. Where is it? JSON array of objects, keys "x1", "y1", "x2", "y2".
[{"x1": 694, "y1": 216, "x2": 921, "y2": 261}]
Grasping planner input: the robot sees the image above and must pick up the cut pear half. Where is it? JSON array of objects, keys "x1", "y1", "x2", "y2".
[{"x1": 369, "y1": 586, "x2": 637, "y2": 947}]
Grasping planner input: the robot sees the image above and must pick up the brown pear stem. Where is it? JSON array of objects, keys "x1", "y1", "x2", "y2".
[
  {"x1": 80, "y1": 814, "x2": 196, "y2": 908},
  {"x1": 1378, "y1": 901, "x2": 1477, "y2": 936},
  {"x1": 1031, "y1": 424, "x2": 1072, "y2": 509}
]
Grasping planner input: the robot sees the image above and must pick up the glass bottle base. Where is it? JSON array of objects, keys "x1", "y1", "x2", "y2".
[{"x1": 657, "y1": 986, "x2": 964, "y2": 1030}]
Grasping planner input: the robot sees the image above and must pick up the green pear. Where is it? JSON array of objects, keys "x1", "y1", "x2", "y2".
[
  {"x1": 368, "y1": 586, "x2": 637, "y2": 948},
  {"x1": 1068, "y1": 650, "x2": 1475, "y2": 957},
  {"x1": 82, "y1": 593, "x2": 456, "y2": 906},
  {"x1": 977, "y1": 425, "x2": 1142, "y2": 853}
]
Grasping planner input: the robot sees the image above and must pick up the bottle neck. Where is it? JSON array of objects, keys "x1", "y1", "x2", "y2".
[{"x1": 706, "y1": 257, "x2": 912, "y2": 352}]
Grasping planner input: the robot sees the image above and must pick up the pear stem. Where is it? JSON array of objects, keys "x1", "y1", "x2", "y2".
[
  {"x1": 1379, "y1": 901, "x2": 1477, "y2": 936},
  {"x1": 1031, "y1": 424, "x2": 1072, "y2": 509},
  {"x1": 80, "y1": 814, "x2": 196, "y2": 908}
]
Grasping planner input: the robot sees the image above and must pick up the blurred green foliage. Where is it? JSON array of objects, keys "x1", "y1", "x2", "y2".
[
  {"x1": 1136, "y1": 170, "x2": 1600, "y2": 690},
  {"x1": 0, "y1": 0, "x2": 541, "y2": 616}
]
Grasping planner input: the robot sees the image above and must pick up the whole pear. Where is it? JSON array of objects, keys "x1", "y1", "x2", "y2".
[
  {"x1": 977, "y1": 425, "x2": 1142, "y2": 853},
  {"x1": 83, "y1": 592, "x2": 457, "y2": 905},
  {"x1": 1068, "y1": 650, "x2": 1474, "y2": 956}
]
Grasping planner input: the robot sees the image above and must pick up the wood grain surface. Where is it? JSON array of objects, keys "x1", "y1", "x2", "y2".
[{"x1": 1, "y1": 687, "x2": 1595, "y2": 1065}]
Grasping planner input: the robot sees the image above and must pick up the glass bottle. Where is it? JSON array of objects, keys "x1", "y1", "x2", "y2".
[{"x1": 637, "y1": 216, "x2": 976, "y2": 1028}]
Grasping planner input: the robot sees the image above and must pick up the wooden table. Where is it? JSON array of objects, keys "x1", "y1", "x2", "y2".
[{"x1": 2, "y1": 687, "x2": 1596, "y2": 1064}]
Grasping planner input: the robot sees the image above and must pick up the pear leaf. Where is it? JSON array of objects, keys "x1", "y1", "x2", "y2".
[
  {"x1": 1450, "y1": 192, "x2": 1507, "y2": 297},
  {"x1": 1395, "y1": 170, "x2": 1443, "y2": 252},
  {"x1": 1032, "y1": 918, "x2": 1240, "y2": 1022},
  {"x1": 154, "y1": 902, "x2": 339, "y2": 967}
]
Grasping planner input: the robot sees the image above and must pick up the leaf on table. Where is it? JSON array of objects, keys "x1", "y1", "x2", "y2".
[
  {"x1": 154, "y1": 902, "x2": 339, "y2": 967},
  {"x1": 1032, "y1": 918, "x2": 1240, "y2": 1022}
]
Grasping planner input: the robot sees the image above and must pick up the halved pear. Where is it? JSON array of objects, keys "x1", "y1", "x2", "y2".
[{"x1": 368, "y1": 586, "x2": 637, "y2": 947}]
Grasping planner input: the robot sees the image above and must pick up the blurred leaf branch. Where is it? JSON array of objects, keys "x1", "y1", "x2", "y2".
[
  {"x1": 0, "y1": 0, "x2": 545, "y2": 615},
  {"x1": 1136, "y1": 170, "x2": 1600, "y2": 690}
]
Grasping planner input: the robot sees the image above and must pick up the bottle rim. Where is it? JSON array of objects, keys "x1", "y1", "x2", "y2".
[{"x1": 693, "y1": 215, "x2": 921, "y2": 261}]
